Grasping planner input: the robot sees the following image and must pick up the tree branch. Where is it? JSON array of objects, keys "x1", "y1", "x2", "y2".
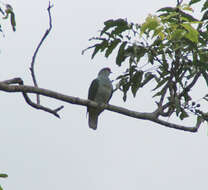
[
  {"x1": 22, "y1": 92, "x2": 63, "y2": 118},
  {"x1": 2, "y1": 78, "x2": 63, "y2": 118},
  {"x1": 0, "y1": 79, "x2": 200, "y2": 133},
  {"x1": 179, "y1": 72, "x2": 201, "y2": 99},
  {"x1": 29, "y1": 1, "x2": 53, "y2": 104}
]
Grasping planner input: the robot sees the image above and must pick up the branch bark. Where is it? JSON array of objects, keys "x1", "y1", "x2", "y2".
[{"x1": 0, "y1": 79, "x2": 200, "y2": 133}]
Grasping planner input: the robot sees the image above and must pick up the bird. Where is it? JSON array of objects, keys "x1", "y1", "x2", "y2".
[{"x1": 87, "y1": 67, "x2": 113, "y2": 130}]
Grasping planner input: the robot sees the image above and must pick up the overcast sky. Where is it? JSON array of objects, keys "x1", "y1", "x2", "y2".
[{"x1": 0, "y1": 0, "x2": 208, "y2": 190}]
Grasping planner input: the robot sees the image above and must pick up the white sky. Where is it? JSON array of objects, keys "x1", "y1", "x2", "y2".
[{"x1": 0, "y1": 0, "x2": 208, "y2": 190}]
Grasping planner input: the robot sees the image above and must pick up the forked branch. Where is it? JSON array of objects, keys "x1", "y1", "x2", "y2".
[{"x1": 2, "y1": 78, "x2": 63, "y2": 118}]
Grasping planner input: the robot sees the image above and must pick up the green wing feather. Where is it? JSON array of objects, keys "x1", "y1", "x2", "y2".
[{"x1": 87, "y1": 79, "x2": 99, "y2": 112}]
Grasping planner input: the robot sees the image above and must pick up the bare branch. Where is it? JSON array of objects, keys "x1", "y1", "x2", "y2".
[
  {"x1": 2, "y1": 77, "x2": 63, "y2": 118},
  {"x1": 0, "y1": 79, "x2": 200, "y2": 133},
  {"x1": 3, "y1": 78, "x2": 23, "y2": 85},
  {"x1": 30, "y1": 1, "x2": 53, "y2": 104},
  {"x1": 22, "y1": 92, "x2": 63, "y2": 118}
]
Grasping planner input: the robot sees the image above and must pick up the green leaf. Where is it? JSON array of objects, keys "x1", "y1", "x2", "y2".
[
  {"x1": 199, "y1": 50, "x2": 208, "y2": 62},
  {"x1": 152, "y1": 26, "x2": 165, "y2": 39},
  {"x1": 131, "y1": 71, "x2": 143, "y2": 97},
  {"x1": 181, "y1": 23, "x2": 199, "y2": 43},
  {"x1": 201, "y1": 11, "x2": 208, "y2": 21},
  {"x1": 116, "y1": 42, "x2": 127, "y2": 66},
  {"x1": 91, "y1": 40, "x2": 108, "y2": 59},
  {"x1": 170, "y1": 29, "x2": 186, "y2": 41},
  {"x1": 189, "y1": 0, "x2": 201, "y2": 6},
  {"x1": 180, "y1": 11, "x2": 199, "y2": 22},
  {"x1": 2, "y1": 4, "x2": 16, "y2": 31},
  {"x1": 10, "y1": 11, "x2": 16, "y2": 31},
  {"x1": 105, "y1": 39, "x2": 120, "y2": 57},
  {"x1": 141, "y1": 73, "x2": 155, "y2": 87},
  {"x1": 0, "y1": 185, "x2": 3, "y2": 190},
  {"x1": 180, "y1": 109, "x2": 189, "y2": 120},
  {"x1": 140, "y1": 15, "x2": 161, "y2": 36},
  {"x1": 201, "y1": 1, "x2": 208, "y2": 12},
  {"x1": 101, "y1": 19, "x2": 115, "y2": 36},
  {"x1": 157, "y1": 7, "x2": 175, "y2": 13},
  {"x1": 0, "y1": 174, "x2": 8, "y2": 178},
  {"x1": 91, "y1": 45, "x2": 100, "y2": 59},
  {"x1": 202, "y1": 72, "x2": 208, "y2": 86},
  {"x1": 123, "y1": 81, "x2": 130, "y2": 92},
  {"x1": 152, "y1": 77, "x2": 169, "y2": 91},
  {"x1": 134, "y1": 45, "x2": 147, "y2": 62},
  {"x1": 175, "y1": 97, "x2": 181, "y2": 116},
  {"x1": 152, "y1": 86, "x2": 166, "y2": 98},
  {"x1": 122, "y1": 81, "x2": 131, "y2": 102},
  {"x1": 116, "y1": 73, "x2": 129, "y2": 80},
  {"x1": 112, "y1": 23, "x2": 130, "y2": 36},
  {"x1": 101, "y1": 18, "x2": 129, "y2": 36}
]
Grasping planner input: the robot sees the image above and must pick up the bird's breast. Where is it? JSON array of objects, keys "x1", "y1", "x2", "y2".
[{"x1": 95, "y1": 83, "x2": 112, "y2": 103}]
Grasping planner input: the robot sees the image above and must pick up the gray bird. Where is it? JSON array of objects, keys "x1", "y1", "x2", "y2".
[{"x1": 87, "y1": 68, "x2": 113, "y2": 130}]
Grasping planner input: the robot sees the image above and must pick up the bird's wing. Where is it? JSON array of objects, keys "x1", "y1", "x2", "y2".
[
  {"x1": 107, "y1": 88, "x2": 113, "y2": 103},
  {"x1": 87, "y1": 79, "x2": 99, "y2": 113},
  {"x1": 88, "y1": 78, "x2": 99, "y2": 101}
]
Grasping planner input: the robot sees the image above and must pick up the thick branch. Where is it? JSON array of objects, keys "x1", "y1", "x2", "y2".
[{"x1": 0, "y1": 80, "x2": 200, "y2": 133}]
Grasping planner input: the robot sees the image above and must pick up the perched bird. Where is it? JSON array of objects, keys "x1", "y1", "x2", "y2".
[{"x1": 87, "y1": 67, "x2": 113, "y2": 130}]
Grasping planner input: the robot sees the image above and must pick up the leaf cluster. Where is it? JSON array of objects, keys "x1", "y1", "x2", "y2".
[
  {"x1": 0, "y1": 3, "x2": 16, "y2": 33},
  {"x1": 0, "y1": 173, "x2": 8, "y2": 190},
  {"x1": 84, "y1": 0, "x2": 208, "y2": 123}
]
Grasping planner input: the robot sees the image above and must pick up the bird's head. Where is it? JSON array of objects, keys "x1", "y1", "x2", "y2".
[{"x1": 98, "y1": 67, "x2": 112, "y2": 77}]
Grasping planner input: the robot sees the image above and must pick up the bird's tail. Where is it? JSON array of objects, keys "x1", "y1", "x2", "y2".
[{"x1": 88, "y1": 112, "x2": 98, "y2": 130}]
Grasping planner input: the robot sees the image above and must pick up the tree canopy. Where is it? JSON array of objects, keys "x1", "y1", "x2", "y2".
[
  {"x1": 1, "y1": 1, "x2": 208, "y2": 188},
  {"x1": 83, "y1": 0, "x2": 208, "y2": 129},
  {"x1": 0, "y1": 0, "x2": 207, "y2": 134}
]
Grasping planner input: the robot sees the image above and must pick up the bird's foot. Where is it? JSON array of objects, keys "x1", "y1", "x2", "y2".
[{"x1": 98, "y1": 103, "x2": 106, "y2": 109}]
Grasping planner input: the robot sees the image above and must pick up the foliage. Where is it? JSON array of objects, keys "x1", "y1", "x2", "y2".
[
  {"x1": 0, "y1": 174, "x2": 8, "y2": 178},
  {"x1": 0, "y1": 3, "x2": 15, "y2": 189},
  {"x1": 0, "y1": 3, "x2": 16, "y2": 33},
  {"x1": 83, "y1": 0, "x2": 208, "y2": 123},
  {"x1": 0, "y1": 173, "x2": 8, "y2": 190},
  {"x1": 0, "y1": 4, "x2": 15, "y2": 190}
]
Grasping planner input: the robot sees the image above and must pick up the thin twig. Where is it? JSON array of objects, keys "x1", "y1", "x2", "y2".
[{"x1": 30, "y1": 1, "x2": 53, "y2": 104}]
